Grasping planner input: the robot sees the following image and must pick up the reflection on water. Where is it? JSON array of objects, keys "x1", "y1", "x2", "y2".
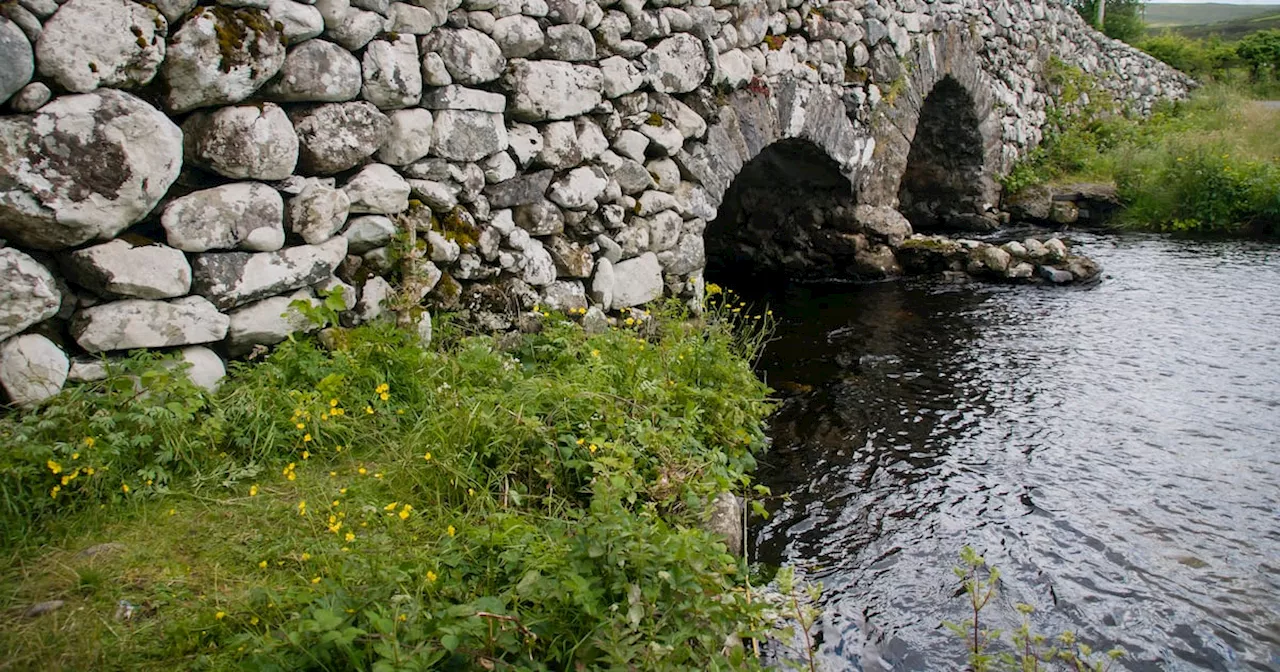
[{"x1": 745, "y1": 234, "x2": 1280, "y2": 671}]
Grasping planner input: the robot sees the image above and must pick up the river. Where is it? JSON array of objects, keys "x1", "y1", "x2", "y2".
[{"x1": 744, "y1": 232, "x2": 1280, "y2": 671}]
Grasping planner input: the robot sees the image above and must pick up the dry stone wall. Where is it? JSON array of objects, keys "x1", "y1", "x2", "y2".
[{"x1": 0, "y1": 0, "x2": 1192, "y2": 405}]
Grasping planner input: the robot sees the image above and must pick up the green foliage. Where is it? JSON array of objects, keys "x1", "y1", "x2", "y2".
[
  {"x1": 1001, "y1": 57, "x2": 1280, "y2": 236},
  {"x1": 1069, "y1": 0, "x2": 1147, "y2": 43},
  {"x1": 0, "y1": 304, "x2": 792, "y2": 670},
  {"x1": 945, "y1": 547, "x2": 1126, "y2": 672},
  {"x1": 1236, "y1": 29, "x2": 1280, "y2": 79},
  {"x1": 1137, "y1": 29, "x2": 1280, "y2": 97}
]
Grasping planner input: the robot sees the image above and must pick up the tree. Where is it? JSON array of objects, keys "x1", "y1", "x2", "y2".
[
  {"x1": 1070, "y1": 0, "x2": 1146, "y2": 44},
  {"x1": 1235, "y1": 29, "x2": 1280, "y2": 81}
]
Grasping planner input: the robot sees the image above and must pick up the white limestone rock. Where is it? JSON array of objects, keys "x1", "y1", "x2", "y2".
[
  {"x1": 8, "y1": 82, "x2": 50, "y2": 112},
  {"x1": 547, "y1": 166, "x2": 607, "y2": 210},
  {"x1": 191, "y1": 236, "x2": 348, "y2": 310},
  {"x1": 287, "y1": 178, "x2": 351, "y2": 244},
  {"x1": 536, "y1": 121, "x2": 582, "y2": 169},
  {"x1": 482, "y1": 149, "x2": 518, "y2": 183},
  {"x1": 62, "y1": 240, "x2": 192, "y2": 300},
  {"x1": 589, "y1": 257, "x2": 613, "y2": 309},
  {"x1": 225, "y1": 290, "x2": 317, "y2": 355},
  {"x1": 0, "y1": 248, "x2": 61, "y2": 342},
  {"x1": 35, "y1": 0, "x2": 167, "y2": 93},
  {"x1": 715, "y1": 49, "x2": 753, "y2": 88},
  {"x1": 656, "y1": 232, "x2": 704, "y2": 275},
  {"x1": 611, "y1": 252, "x2": 663, "y2": 308},
  {"x1": 643, "y1": 34, "x2": 709, "y2": 94},
  {"x1": 0, "y1": 334, "x2": 68, "y2": 407},
  {"x1": 162, "y1": 6, "x2": 286, "y2": 113},
  {"x1": 353, "y1": 276, "x2": 391, "y2": 322},
  {"x1": 317, "y1": 1, "x2": 384, "y2": 50},
  {"x1": 420, "y1": 85, "x2": 505, "y2": 112},
  {"x1": 0, "y1": 90, "x2": 183, "y2": 250},
  {"x1": 491, "y1": 15, "x2": 543, "y2": 58},
  {"x1": 505, "y1": 59, "x2": 602, "y2": 122},
  {"x1": 541, "y1": 280, "x2": 587, "y2": 312},
  {"x1": 424, "y1": 28, "x2": 506, "y2": 85},
  {"x1": 153, "y1": 0, "x2": 198, "y2": 22},
  {"x1": 267, "y1": 0, "x2": 325, "y2": 43},
  {"x1": 341, "y1": 215, "x2": 396, "y2": 254},
  {"x1": 361, "y1": 34, "x2": 422, "y2": 109},
  {"x1": 376, "y1": 108, "x2": 434, "y2": 165},
  {"x1": 431, "y1": 110, "x2": 508, "y2": 161},
  {"x1": 514, "y1": 200, "x2": 564, "y2": 235},
  {"x1": 521, "y1": 238, "x2": 556, "y2": 286},
  {"x1": 599, "y1": 56, "x2": 644, "y2": 98},
  {"x1": 182, "y1": 103, "x2": 299, "y2": 181},
  {"x1": 261, "y1": 39, "x2": 362, "y2": 103},
  {"x1": 388, "y1": 2, "x2": 442, "y2": 34},
  {"x1": 162, "y1": 182, "x2": 286, "y2": 253},
  {"x1": 291, "y1": 101, "x2": 390, "y2": 174},
  {"x1": 343, "y1": 163, "x2": 410, "y2": 214},
  {"x1": 539, "y1": 24, "x2": 595, "y2": 61},
  {"x1": 71, "y1": 296, "x2": 230, "y2": 353},
  {"x1": 173, "y1": 346, "x2": 226, "y2": 391}
]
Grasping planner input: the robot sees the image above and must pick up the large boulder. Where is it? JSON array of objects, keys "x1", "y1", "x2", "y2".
[
  {"x1": 0, "y1": 90, "x2": 183, "y2": 250},
  {"x1": 0, "y1": 248, "x2": 61, "y2": 342},
  {"x1": 182, "y1": 103, "x2": 299, "y2": 181},
  {"x1": 611, "y1": 252, "x2": 663, "y2": 308},
  {"x1": 291, "y1": 101, "x2": 390, "y2": 175},
  {"x1": 853, "y1": 204, "x2": 913, "y2": 247},
  {"x1": 35, "y1": 0, "x2": 167, "y2": 93},
  {"x1": 71, "y1": 296, "x2": 230, "y2": 353},
  {"x1": 191, "y1": 236, "x2": 348, "y2": 309},
  {"x1": 260, "y1": 39, "x2": 362, "y2": 103},
  {"x1": 504, "y1": 60, "x2": 602, "y2": 122},
  {"x1": 163, "y1": 6, "x2": 286, "y2": 113},
  {"x1": 431, "y1": 110, "x2": 508, "y2": 162},
  {"x1": 0, "y1": 334, "x2": 69, "y2": 407},
  {"x1": 61, "y1": 240, "x2": 192, "y2": 300},
  {"x1": 161, "y1": 182, "x2": 285, "y2": 253},
  {"x1": 361, "y1": 34, "x2": 421, "y2": 110},
  {"x1": 0, "y1": 17, "x2": 33, "y2": 105},
  {"x1": 423, "y1": 28, "x2": 505, "y2": 85},
  {"x1": 643, "y1": 34, "x2": 709, "y2": 93}
]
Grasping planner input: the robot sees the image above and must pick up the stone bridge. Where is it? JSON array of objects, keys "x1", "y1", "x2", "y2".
[{"x1": 0, "y1": 0, "x2": 1191, "y2": 404}]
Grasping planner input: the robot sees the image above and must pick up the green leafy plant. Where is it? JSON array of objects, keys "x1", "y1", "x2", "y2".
[{"x1": 946, "y1": 547, "x2": 1125, "y2": 672}]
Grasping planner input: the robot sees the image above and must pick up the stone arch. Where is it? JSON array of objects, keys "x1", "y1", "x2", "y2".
[
  {"x1": 677, "y1": 76, "x2": 882, "y2": 285},
  {"x1": 856, "y1": 23, "x2": 1005, "y2": 229}
]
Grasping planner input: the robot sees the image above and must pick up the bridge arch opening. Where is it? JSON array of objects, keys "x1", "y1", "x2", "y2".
[
  {"x1": 897, "y1": 75, "x2": 989, "y2": 232},
  {"x1": 704, "y1": 138, "x2": 866, "y2": 288}
]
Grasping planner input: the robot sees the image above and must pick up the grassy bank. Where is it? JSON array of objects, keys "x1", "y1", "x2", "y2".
[
  {"x1": 0, "y1": 303, "x2": 782, "y2": 670},
  {"x1": 1004, "y1": 63, "x2": 1280, "y2": 236}
]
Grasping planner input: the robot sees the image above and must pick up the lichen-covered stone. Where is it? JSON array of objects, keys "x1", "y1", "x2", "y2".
[
  {"x1": 162, "y1": 182, "x2": 285, "y2": 253},
  {"x1": 361, "y1": 34, "x2": 422, "y2": 110},
  {"x1": 431, "y1": 110, "x2": 508, "y2": 162},
  {"x1": 611, "y1": 252, "x2": 663, "y2": 308},
  {"x1": 504, "y1": 59, "x2": 602, "y2": 122},
  {"x1": 163, "y1": 6, "x2": 286, "y2": 113},
  {"x1": 35, "y1": 0, "x2": 167, "y2": 93},
  {"x1": 225, "y1": 290, "x2": 317, "y2": 356},
  {"x1": 424, "y1": 28, "x2": 505, "y2": 85},
  {"x1": 267, "y1": 0, "x2": 324, "y2": 43},
  {"x1": 291, "y1": 101, "x2": 390, "y2": 175},
  {"x1": 643, "y1": 34, "x2": 709, "y2": 94},
  {"x1": 61, "y1": 240, "x2": 192, "y2": 300},
  {"x1": 0, "y1": 90, "x2": 182, "y2": 250},
  {"x1": 191, "y1": 236, "x2": 348, "y2": 309},
  {"x1": 182, "y1": 102, "x2": 299, "y2": 180},
  {"x1": 261, "y1": 39, "x2": 362, "y2": 103},
  {"x1": 287, "y1": 178, "x2": 351, "y2": 244},
  {"x1": 71, "y1": 296, "x2": 230, "y2": 353},
  {"x1": 343, "y1": 163, "x2": 410, "y2": 214},
  {"x1": 0, "y1": 248, "x2": 61, "y2": 342}
]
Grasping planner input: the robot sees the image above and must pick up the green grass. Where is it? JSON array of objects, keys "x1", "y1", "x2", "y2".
[
  {"x1": 1003, "y1": 59, "x2": 1280, "y2": 236},
  {"x1": 0, "y1": 300, "x2": 789, "y2": 671}
]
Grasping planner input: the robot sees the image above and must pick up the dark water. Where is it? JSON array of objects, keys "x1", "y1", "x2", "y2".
[{"x1": 747, "y1": 233, "x2": 1280, "y2": 671}]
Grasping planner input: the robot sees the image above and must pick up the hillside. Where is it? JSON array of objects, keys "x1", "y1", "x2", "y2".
[{"x1": 1144, "y1": 3, "x2": 1280, "y2": 28}]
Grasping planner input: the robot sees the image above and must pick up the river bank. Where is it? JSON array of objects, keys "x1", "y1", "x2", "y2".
[{"x1": 0, "y1": 307, "x2": 781, "y2": 670}]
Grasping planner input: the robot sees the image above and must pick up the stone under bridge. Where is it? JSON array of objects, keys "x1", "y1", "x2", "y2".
[{"x1": 0, "y1": 0, "x2": 1191, "y2": 403}]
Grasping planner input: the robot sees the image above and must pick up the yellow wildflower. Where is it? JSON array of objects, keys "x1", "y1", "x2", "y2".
[
  {"x1": 47, "y1": 460, "x2": 61, "y2": 474},
  {"x1": 297, "y1": 500, "x2": 307, "y2": 516},
  {"x1": 249, "y1": 484, "x2": 259, "y2": 496},
  {"x1": 446, "y1": 525, "x2": 456, "y2": 537},
  {"x1": 423, "y1": 452, "x2": 432, "y2": 461},
  {"x1": 302, "y1": 450, "x2": 310, "y2": 460},
  {"x1": 50, "y1": 486, "x2": 60, "y2": 498},
  {"x1": 71, "y1": 452, "x2": 79, "y2": 460},
  {"x1": 591, "y1": 349, "x2": 600, "y2": 358},
  {"x1": 384, "y1": 502, "x2": 399, "y2": 511},
  {"x1": 303, "y1": 434, "x2": 312, "y2": 443},
  {"x1": 426, "y1": 570, "x2": 438, "y2": 583},
  {"x1": 301, "y1": 553, "x2": 311, "y2": 561},
  {"x1": 358, "y1": 467, "x2": 367, "y2": 475},
  {"x1": 250, "y1": 616, "x2": 259, "y2": 625},
  {"x1": 399, "y1": 504, "x2": 413, "y2": 520},
  {"x1": 330, "y1": 399, "x2": 338, "y2": 407},
  {"x1": 589, "y1": 443, "x2": 598, "y2": 454},
  {"x1": 122, "y1": 484, "x2": 130, "y2": 493},
  {"x1": 84, "y1": 437, "x2": 95, "y2": 448},
  {"x1": 215, "y1": 611, "x2": 226, "y2": 620},
  {"x1": 576, "y1": 438, "x2": 585, "y2": 445},
  {"x1": 398, "y1": 614, "x2": 407, "y2": 622},
  {"x1": 311, "y1": 577, "x2": 321, "y2": 584},
  {"x1": 295, "y1": 423, "x2": 305, "y2": 430},
  {"x1": 374, "y1": 472, "x2": 383, "y2": 479},
  {"x1": 379, "y1": 392, "x2": 390, "y2": 401},
  {"x1": 345, "y1": 532, "x2": 355, "y2": 542},
  {"x1": 168, "y1": 509, "x2": 176, "y2": 516},
  {"x1": 366, "y1": 406, "x2": 374, "y2": 414},
  {"x1": 259, "y1": 560, "x2": 267, "y2": 569}
]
